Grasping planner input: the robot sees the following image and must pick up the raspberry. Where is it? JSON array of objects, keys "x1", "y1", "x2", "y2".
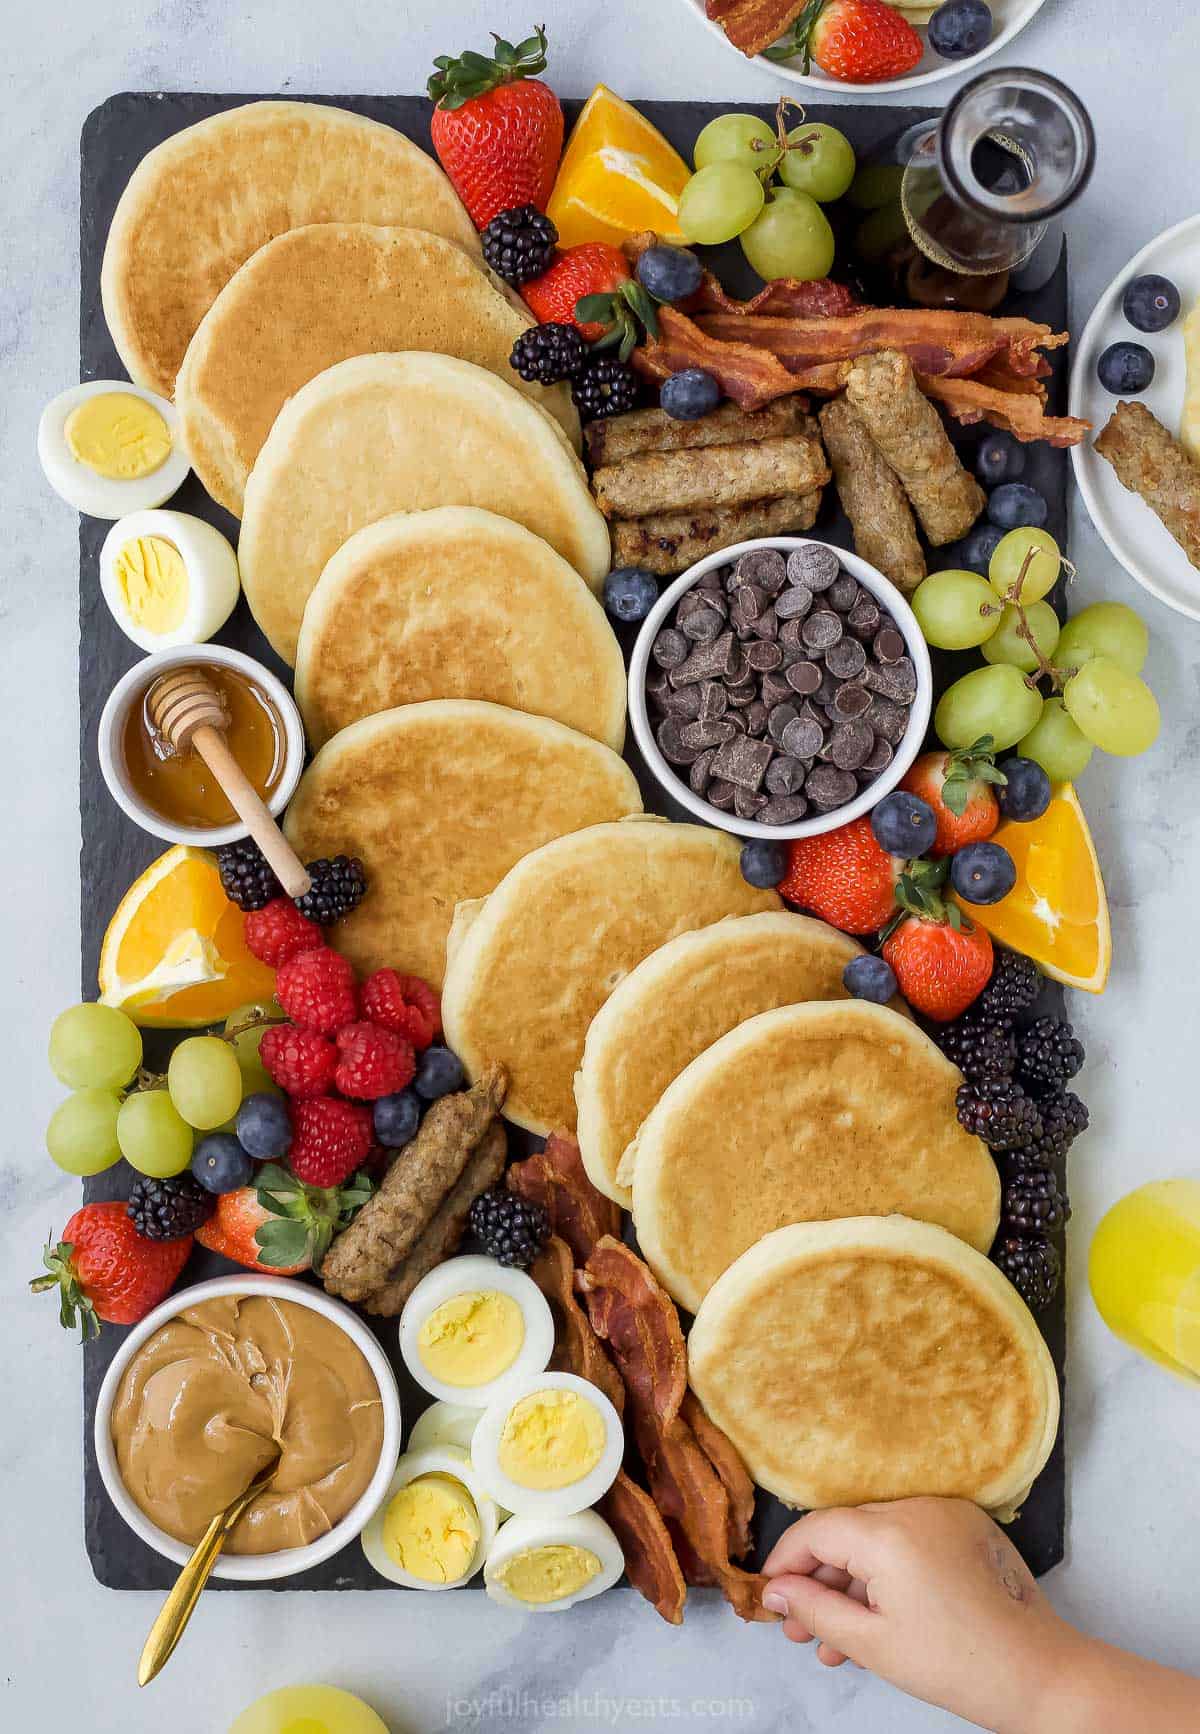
[
  {"x1": 275, "y1": 948, "x2": 359, "y2": 1035},
  {"x1": 259, "y1": 1024, "x2": 338, "y2": 1099},
  {"x1": 359, "y1": 969, "x2": 442, "y2": 1049},
  {"x1": 334, "y1": 1021, "x2": 416, "y2": 1100},
  {"x1": 287, "y1": 1097, "x2": 373, "y2": 1188},
  {"x1": 244, "y1": 898, "x2": 325, "y2": 969}
]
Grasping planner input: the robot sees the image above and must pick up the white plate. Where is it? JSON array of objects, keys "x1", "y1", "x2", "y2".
[
  {"x1": 1069, "y1": 213, "x2": 1200, "y2": 623},
  {"x1": 681, "y1": 0, "x2": 1047, "y2": 96}
]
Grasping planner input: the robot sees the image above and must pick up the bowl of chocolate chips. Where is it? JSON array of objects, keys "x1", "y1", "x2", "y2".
[{"x1": 629, "y1": 538, "x2": 932, "y2": 840}]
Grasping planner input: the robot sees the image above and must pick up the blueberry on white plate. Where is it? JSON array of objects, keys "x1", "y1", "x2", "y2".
[
  {"x1": 1097, "y1": 341, "x2": 1155, "y2": 395},
  {"x1": 1122, "y1": 273, "x2": 1180, "y2": 335},
  {"x1": 928, "y1": 0, "x2": 993, "y2": 60}
]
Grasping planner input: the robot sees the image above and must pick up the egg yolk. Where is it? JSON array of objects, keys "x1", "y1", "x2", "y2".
[
  {"x1": 417, "y1": 1291, "x2": 524, "y2": 1389},
  {"x1": 495, "y1": 1543, "x2": 603, "y2": 1605},
  {"x1": 112, "y1": 535, "x2": 189, "y2": 635},
  {"x1": 381, "y1": 1473, "x2": 480, "y2": 1584},
  {"x1": 497, "y1": 1389, "x2": 606, "y2": 1490},
  {"x1": 64, "y1": 392, "x2": 172, "y2": 480}
]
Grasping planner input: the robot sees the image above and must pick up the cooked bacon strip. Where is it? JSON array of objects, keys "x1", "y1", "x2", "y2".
[
  {"x1": 634, "y1": 307, "x2": 807, "y2": 411},
  {"x1": 705, "y1": 0, "x2": 808, "y2": 57},
  {"x1": 506, "y1": 1131, "x2": 621, "y2": 1266},
  {"x1": 582, "y1": 1237, "x2": 688, "y2": 1430},
  {"x1": 689, "y1": 274, "x2": 860, "y2": 320},
  {"x1": 599, "y1": 1474, "x2": 688, "y2": 1625},
  {"x1": 918, "y1": 372, "x2": 1090, "y2": 446},
  {"x1": 681, "y1": 1390, "x2": 756, "y2": 1562},
  {"x1": 530, "y1": 1235, "x2": 626, "y2": 1413},
  {"x1": 696, "y1": 309, "x2": 1023, "y2": 381}
]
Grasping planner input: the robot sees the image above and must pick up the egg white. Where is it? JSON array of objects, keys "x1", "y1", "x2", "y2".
[
  {"x1": 38, "y1": 381, "x2": 190, "y2": 518},
  {"x1": 360, "y1": 1446, "x2": 499, "y2": 1591},
  {"x1": 398, "y1": 1255, "x2": 555, "y2": 1407},
  {"x1": 484, "y1": 1509, "x2": 625, "y2": 1613},
  {"x1": 405, "y1": 1400, "x2": 483, "y2": 1456},
  {"x1": 471, "y1": 1371, "x2": 625, "y2": 1520},
  {"x1": 99, "y1": 508, "x2": 240, "y2": 651}
]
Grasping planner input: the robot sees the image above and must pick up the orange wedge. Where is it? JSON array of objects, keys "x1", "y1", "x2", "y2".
[
  {"x1": 964, "y1": 783, "x2": 1111, "y2": 993},
  {"x1": 98, "y1": 844, "x2": 277, "y2": 1028},
  {"x1": 548, "y1": 85, "x2": 690, "y2": 248}
]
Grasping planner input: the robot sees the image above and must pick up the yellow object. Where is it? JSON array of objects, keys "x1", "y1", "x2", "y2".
[
  {"x1": 965, "y1": 783, "x2": 1111, "y2": 993},
  {"x1": 113, "y1": 535, "x2": 189, "y2": 634},
  {"x1": 1089, "y1": 1180, "x2": 1200, "y2": 1383},
  {"x1": 416, "y1": 1291, "x2": 525, "y2": 1389},
  {"x1": 381, "y1": 1473, "x2": 481, "y2": 1583},
  {"x1": 548, "y1": 85, "x2": 690, "y2": 248},
  {"x1": 227, "y1": 1683, "x2": 390, "y2": 1734},
  {"x1": 1181, "y1": 302, "x2": 1200, "y2": 462},
  {"x1": 498, "y1": 1388, "x2": 606, "y2": 1490},
  {"x1": 64, "y1": 391, "x2": 172, "y2": 480},
  {"x1": 494, "y1": 1543, "x2": 603, "y2": 1605},
  {"x1": 98, "y1": 844, "x2": 277, "y2": 1027}
]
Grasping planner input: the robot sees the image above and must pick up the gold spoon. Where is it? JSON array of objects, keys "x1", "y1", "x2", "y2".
[{"x1": 138, "y1": 1448, "x2": 282, "y2": 1687}]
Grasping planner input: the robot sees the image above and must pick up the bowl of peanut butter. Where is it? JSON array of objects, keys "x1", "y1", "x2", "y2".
[{"x1": 94, "y1": 1277, "x2": 402, "y2": 1581}]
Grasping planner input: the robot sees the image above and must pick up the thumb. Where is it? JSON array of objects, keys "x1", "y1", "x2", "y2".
[{"x1": 763, "y1": 1572, "x2": 877, "y2": 1660}]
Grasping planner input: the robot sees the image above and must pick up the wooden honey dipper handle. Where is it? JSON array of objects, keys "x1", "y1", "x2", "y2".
[{"x1": 147, "y1": 669, "x2": 311, "y2": 898}]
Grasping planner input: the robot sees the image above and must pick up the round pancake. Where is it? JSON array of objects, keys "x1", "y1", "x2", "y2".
[
  {"x1": 282, "y1": 702, "x2": 641, "y2": 987},
  {"x1": 239, "y1": 353, "x2": 610, "y2": 664},
  {"x1": 628, "y1": 1001, "x2": 1000, "y2": 1313},
  {"x1": 576, "y1": 912, "x2": 880, "y2": 1209},
  {"x1": 176, "y1": 225, "x2": 579, "y2": 515},
  {"x1": 101, "y1": 101, "x2": 479, "y2": 399},
  {"x1": 295, "y1": 509, "x2": 626, "y2": 752},
  {"x1": 441, "y1": 819, "x2": 781, "y2": 1136},
  {"x1": 688, "y1": 1217, "x2": 1059, "y2": 1517}
]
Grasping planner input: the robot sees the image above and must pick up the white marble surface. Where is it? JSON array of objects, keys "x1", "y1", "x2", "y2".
[{"x1": 3, "y1": 1, "x2": 1199, "y2": 1728}]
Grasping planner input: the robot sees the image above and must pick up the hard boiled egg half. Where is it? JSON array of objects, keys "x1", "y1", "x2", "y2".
[
  {"x1": 405, "y1": 1401, "x2": 483, "y2": 1457},
  {"x1": 484, "y1": 1510, "x2": 625, "y2": 1613},
  {"x1": 399, "y1": 1255, "x2": 555, "y2": 1407},
  {"x1": 471, "y1": 1372, "x2": 624, "y2": 1519},
  {"x1": 99, "y1": 509, "x2": 240, "y2": 650},
  {"x1": 360, "y1": 1446, "x2": 499, "y2": 1591},
  {"x1": 39, "y1": 381, "x2": 190, "y2": 517}
]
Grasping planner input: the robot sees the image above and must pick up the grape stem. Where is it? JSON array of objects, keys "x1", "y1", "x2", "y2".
[
  {"x1": 123, "y1": 1010, "x2": 275, "y2": 1100},
  {"x1": 993, "y1": 546, "x2": 1075, "y2": 693}
]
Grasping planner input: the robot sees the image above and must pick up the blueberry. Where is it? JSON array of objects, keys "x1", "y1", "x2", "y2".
[
  {"x1": 987, "y1": 482, "x2": 1048, "y2": 531},
  {"x1": 604, "y1": 566, "x2": 658, "y2": 624},
  {"x1": 958, "y1": 523, "x2": 1005, "y2": 574},
  {"x1": 660, "y1": 368, "x2": 721, "y2": 422},
  {"x1": 997, "y1": 757, "x2": 1051, "y2": 822},
  {"x1": 950, "y1": 840, "x2": 1016, "y2": 905},
  {"x1": 928, "y1": 0, "x2": 993, "y2": 58},
  {"x1": 192, "y1": 1133, "x2": 253, "y2": 1194},
  {"x1": 739, "y1": 840, "x2": 788, "y2": 889},
  {"x1": 414, "y1": 1044, "x2": 466, "y2": 1100},
  {"x1": 636, "y1": 243, "x2": 703, "y2": 305},
  {"x1": 975, "y1": 431, "x2": 1026, "y2": 486},
  {"x1": 1122, "y1": 273, "x2": 1180, "y2": 335},
  {"x1": 373, "y1": 1088, "x2": 421, "y2": 1149},
  {"x1": 871, "y1": 790, "x2": 937, "y2": 858},
  {"x1": 843, "y1": 954, "x2": 898, "y2": 1004},
  {"x1": 236, "y1": 1092, "x2": 292, "y2": 1160},
  {"x1": 1097, "y1": 341, "x2": 1154, "y2": 395}
]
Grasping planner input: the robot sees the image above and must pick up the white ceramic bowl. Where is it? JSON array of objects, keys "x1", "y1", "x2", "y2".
[
  {"x1": 629, "y1": 537, "x2": 932, "y2": 841},
  {"x1": 94, "y1": 1275, "x2": 402, "y2": 1582},
  {"x1": 97, "y1": 642, "x2": 306, "y2": 847}
]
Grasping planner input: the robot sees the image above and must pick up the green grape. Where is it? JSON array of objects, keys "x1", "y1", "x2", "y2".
[
  {"x1": 693, "y1": 113, "x2": 777, "y2": 174},
  {"x1": 853, "y1": 200, "x2": 910, "y2": 265},
  {"x1": 46, "y1": 1088, "x2": 123, "y2": 1176},
  {"x1": 740, "y1": 191, "x2": 834, "y2": 282},
  {"x1": 847, "y1": 163, "x2": 904, "y2": 210},
  {"x1": 988, "y1": 527, "x2": 1062, "y2": 604},
  {"x1": 168, "y1": 1035, "x2": 244, "y2": 1130},
  {"x1": 117, "y1": 1089, "x2": 194, "y2": 1177},
  {"x1": 778, "y1": 123, "x2": 856, "y2": 202},
  {"x1": 935, "y1": 664, "x2": 1044, "y2": 753},
  {"x1": 1017, "y1": 697, "x2": 1094, "y2": 783},
  {"x1": 1063, "y1": 657, "x2": 1161, "y2": 756},
  {"x1": 911, "y1": 569, "x2": 999, "y2": 650},
  {"x1": 677, "y1": 163, "x2": 765, "y2": 245},
  {"x1": 224, "y1": 1001, "x2": 284, "y2": 1097},
  {"x1": 981, "y1": 601, "x2": 1061, "y2": 672},
  {"x1": 48, "y1": 1002, "x2": 142, "y2": 1090},
  {"x1": 1055, "y1": 602, "x2": 1148, "y2": 676}
]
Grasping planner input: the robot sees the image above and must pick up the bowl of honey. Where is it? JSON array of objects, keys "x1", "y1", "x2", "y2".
[{"x1": 98, "y1": 644, "x2": 306, "y2": 846}]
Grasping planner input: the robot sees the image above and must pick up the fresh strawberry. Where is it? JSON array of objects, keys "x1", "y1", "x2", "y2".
[
  {"x1": 883, "y1": 912, "x2": 994, "y2": 1022},
  {"x1": 259, "y1": 1023, "x2": 338, "y2": 1099},
  {"x1": 243, "y1": 897, "x2": 325, "y2": 968},
  {"x1": 195, "y1": 1165, "x2": 374, "y2": 1272},
  {"x1": 779, "y1": 815, "x2": 901, "y2": 935},
  {"x1": 784, "y1": 0, "x2": 923, "y2": 84},
  {"x1": 288, "y1": 1097, "x2": 375, "y2": 1189},
  {"x1": 275, "y1": 947, "x2": 358, "y2": 1035},
  {"x1": 30, "y1": 1204, "x2": 190, "y2": 1340},
  {"x1": 196, "y1": 1186, "x2": 310, "y2": 1274},
  {"x1": 428, "y1": 25, "x2": 563, "y2": 229},
  {"x1": 522, "y1": 243, "x2": 632, "y2": 341},
  {"x1": 334, "y1": 1021, "x2": 416, "y2": 1100},
  {"x1": 901, "y1": 740, "x2": 1004, "y2": 858},
  {"x1": 360, "y1": 969, "x2": 442, "y2": 1049}
]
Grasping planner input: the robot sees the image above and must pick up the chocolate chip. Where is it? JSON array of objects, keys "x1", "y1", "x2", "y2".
[
  {"x1": 746, "y1": 699, "x2": 770, "y2": 736},
  {"x1": 787, "y1": 544, "x2": 839, "y2": 592},
  {"x1": 862, "y1": 735, "x2": 894, "y2": 774},
  {"x1": 868, "y1": 694, "x2": 910, "y2": 744},
  {"x1": 785, "y1": 660, "x2": 823, "y2": 696},
  {"x1": 761, "y1": 795, "x2": 808, "y2": 825},
  {"x1": 680, "y1": 604, "x2": 725, "y2": 644},
  {"x1": 762, "y1": 671, "x2": 794, "y2": 708},
  {"x1": 699, "y1": 681, "x2": 728, "y2": 722},
  {"x1": 768, "y1": 701, "x2": 799, "y2": 745},
  {"x1": 646, "y1": 665, "x2": 672, "y2": 702},
  {"x1": 676, "y1": 590, "x2": 706, "y2": 621},
  {"x1": 832, "y1": 681, "x2": 872, "y2": 721},
  {"x1": 750, "y1": 607, "x2": 779, "y2": 642},
  {"x1": 656, "y1": 718, "x2": 703, "y2": 765},
  {"x1": 661, "y1": 683, "x2": 703, "y2": 721},
  {"x1": 781, "y1": 715, "x2": 824, "y2": 760},
  {"x1": 735, "y1": 548, "x2": 787, "y2": 593},
  {"x1": 829, "y1": 574, "x2": 860, "y2": 614},
  {"x1": 707, "y1": 778, "x2": 736, "y2": 810},
  {"x1": 652, "y1": 628, "x2": 688, "y2": 669},
  {"x1": 724, "y1": 710, "x2": 748, "y2": 734},
  {"x1": 865, "y1": 658, "x2": 917, "y2": 703},
  {"x1": 873, "y1": 626, "x2": 906, "y2": 665},
  {"x1": 824, "y1": 637, "x2": 868, "y2": 680},
  {"x1": 765, "y1": 755, "x2": 806, "y2": 796},
  {"x1": 814, "y1": 670, "x2": 842, "y2": 707},
  {"x1": 680, "y1": 718, "x2": 736, "y2": 750},
  {"x1": 726, "y1": 645, "x2": 748, "y2": 686},
  {"x1": 778, "y1": 618, "x2": 807, "y2": 660},
  {"x1": 801, "y1": 610, "x2": 843, "y2": 653},
  {"x1": 806, "y1": 764, "x2": 858, "y2": 809},
  {"x1": 734, "y1": 785, "x2": 769, "y2": 819},
  {"x1": 775, "y1": 584, "x2": 814, "y2": 621},
  {"x1": 745, "y1": 639, "x2": 783, "y2": 672},
  {"x1": 689, "y1": 748, "x2": 716, "y2": 794},
  {"x1": 734, "y1": 584, "x2": 766, "y2": 622},
  {"x1": 697, "y1": 566, "x2": 724, "y2": 591},
  {"x1": 847, "y1": 594, "x2": 882, "y2": 638},
  {"x1": 669, "y1": 631, "x2": 740, "y2": 687},
  {"x1": 711, "y1": 734, "x2": 773, "y2": 791},
  {"x1": 829, "y1": 718, "x2": 875, "y2": 771}
]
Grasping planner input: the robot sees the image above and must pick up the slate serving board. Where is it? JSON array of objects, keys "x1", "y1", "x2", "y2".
[{"x1": 78, "y1": 92, "x2": 1067, "y2": 1593}]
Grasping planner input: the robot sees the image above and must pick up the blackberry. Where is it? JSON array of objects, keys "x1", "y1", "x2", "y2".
[
  {"x1": 217, "y1": 838, "x2": 282, "y2": 912},
  {"x1": 956, "y1": 1077, "x2": 1042, "y2": 1152},
  {"x1": 510, "y1": 321, "x2": 587, "y2": 386},
  {"x1": 572, "y1": 356, "x2": 639, "y2": 421},
  {"x1": 482, "y1": 204, "x2": 557, "y2": 287},
  {"x1": 937, "y1": 1016, "x2": 1017, "y2": 1084},
  {"x1": 1017, "y1": 1016, "x2": 1084, "y2": 1089},
  {"x1": 992, "y1": 1235, "x2": 1061, "y2": 1312},
  {"x1": 1002, "y1": 1165, "x2": 1070, "y2": 1236},
  {"x1": 1013, "y1": 1090, "x2": 1089, "y2": 1165},
  {"x1": 295, "y1": 855, "x2": 367, "y2": 925},
  {"x1": 973, "y1": 949, "x2": 1042, "y2": 1021},
  {"x1": 469, "y1": 1187, "x2": 549, "y2": 1268},
  {"x1": 127, "y1": 1173, "x2": 214, "y2": 1241}
]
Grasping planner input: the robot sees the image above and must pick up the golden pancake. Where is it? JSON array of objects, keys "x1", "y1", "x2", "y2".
[
  {"x1": 295, "y1": 509, "x2": 626, "y2": 752},
  {"x1": 282, "y1": 702, "x2": 641, "y2": 987},
  {"x1": 441, "y1": 819, "x2": 780, "y2": 1136},
  {"x1": 688, "y1": 1217, "x2": 1059, "y2": 1518},
  {"x1": 628, "y1": 1001, "x2": 1000, "y2": 1313}
]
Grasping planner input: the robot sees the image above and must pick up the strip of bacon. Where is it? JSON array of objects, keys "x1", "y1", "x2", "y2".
[
  {"x1": 689, "y1": 275, "x2": 860, "y2": 320},
  {"x1": 634, "y1": 308, "x2": 815, "y2": 410},
  {"x1": 918, "y1": 372, "x2": 1090, "y2": 446},
  {"x1": 695, "y1": 309, "x2": 1025, "y2": 381},
  {"x1": 681, "y1": 1390, "x2": 756, "y2": 1562},
  {"x1": 530, "y1": 1234, "x2": 626, "y2": 1414},
  {"x1": 705, "y1": 0, "x2": 809, "y2": 57},
  {"x1": 599, "y1": 1474, "x2": 688, "y2": 1626},
  {"x1": 506, "y1": 1132, "x2": 621, "y2": 1266}
]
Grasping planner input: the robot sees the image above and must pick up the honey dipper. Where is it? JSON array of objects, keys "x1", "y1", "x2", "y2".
[{"x1": 146, "y1": 667, "x2": 312, "y2": 897}]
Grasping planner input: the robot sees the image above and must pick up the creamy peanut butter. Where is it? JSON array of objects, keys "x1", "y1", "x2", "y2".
[{"x1": 110, "y1": 1294, "x2": 385, "y2": 1554}]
